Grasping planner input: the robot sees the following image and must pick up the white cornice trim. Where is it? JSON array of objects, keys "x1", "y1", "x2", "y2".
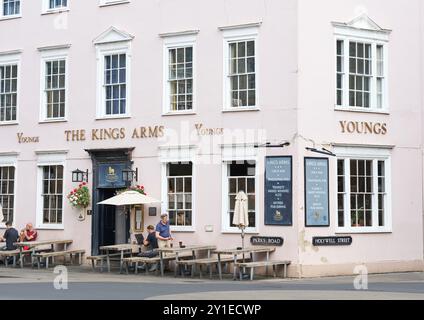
[
  {"x1": 0, "y1": 152, "x2": 19, "y2": 156},
  {"x1": 0, "y1": 49, "x2": 22, "y2": 56},
  {"x1": 158, "y1": 144, "x2": 197, "y2": 150},
  {"x1": 93, "y1": 26, "x2": 135, "y2": 45},
  {"x1": 159, "y1": 30, "x2": 200, "y2": 38},
  {"x1": 37, "y1": 44, "x2": 72, "y2": 52},
  {"x1": 331, "y1": 143, "x2": 395, "y2": 149},
  {"x1": 218, "y1": 22, "x2": 262, "y2": 31},
  {"x1": 35, "y1": 150, "x2": 69, "y2": 155}
]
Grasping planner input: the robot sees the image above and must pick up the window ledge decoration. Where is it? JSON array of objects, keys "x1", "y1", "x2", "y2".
[
  {"x1": 67, "y1": 182, "x2": 91, "y2": 210},
  {"x1": 117, "y1": 185, "x2": 147, "y2": 196}
]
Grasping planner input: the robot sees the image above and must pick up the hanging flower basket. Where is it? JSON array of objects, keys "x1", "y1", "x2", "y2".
[
  {"x1": 116, "y1": 185, "x2": 147, "y2": 196},
  {"x1": 67, "y1": 182, "x2": 91, "y2": 209}
]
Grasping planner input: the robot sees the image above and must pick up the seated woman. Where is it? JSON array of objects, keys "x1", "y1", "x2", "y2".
[{"x1": 20, "y1": 223, "x2": 38, "y2": 250}]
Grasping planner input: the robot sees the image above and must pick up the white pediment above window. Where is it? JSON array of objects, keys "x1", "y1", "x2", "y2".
[
  {"x1": 93, "y1": 26, "x2": 135, "y2": 45},
  {"x1": 333, "y1": 14, "x2": 391, "y2": 41}
]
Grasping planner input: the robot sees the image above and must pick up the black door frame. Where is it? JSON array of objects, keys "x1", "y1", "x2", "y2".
[{"x1": 85, "y1": 148, "x2": 134, "y2": 255}]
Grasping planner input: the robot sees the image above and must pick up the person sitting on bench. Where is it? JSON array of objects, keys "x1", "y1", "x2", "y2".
[
  {"x1": 137, "y1": 225, "x2": 159, "y2": 271},
  {"x1": 0, "y1": 221, "x2": 19, "y2": 265},
  {"x1": 19, "y1": 223, "x2": 38, "y2": 251}
]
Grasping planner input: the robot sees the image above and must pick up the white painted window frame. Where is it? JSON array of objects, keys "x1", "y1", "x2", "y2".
[
  {"x1": 221, "y1": 24, "x2": 260, "y2": 112},
  {"x1": 39, "y1": 47, "x2": 69, "y2": 123},
  {"x1": 0, "y1": 153, "x2": 18, "y2": 229},
  {"x1": 42, "y1": 0, "x2": 69, "y2": 14},
  {"x1": 95, "y1": 42, "x2": 132, "y2": 119},
  {"x1": 0, "y1": 51, "x2": 21, "y2": 125},
  {"x1": 99, "y1": 0, "x2": 130, "y2": 7},
  {"x1": 334, "y1": 146, "x2": 392, "y2": 234},
  {"x1": 334, "y1": 26, "x2": 390, "y2": 113},
  {"x1": 162, "y1": 33, "x2": 197, "y2": 115},
  {"x1": 1, "y1": 0, "x2": 21, "y2": 20},
  {"x1": 35, "y1": 151, "x2": 67, "y2": 230},
  {"x1": 221, "y1": 156, "x2": 259, "y2": 234},
  {"x1": 161, "y1": 162, "x2": 196, "y2": 232}
]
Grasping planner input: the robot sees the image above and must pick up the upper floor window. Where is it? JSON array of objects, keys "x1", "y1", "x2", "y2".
[
  {"x1": 49, "y1": 0, "x2": 67, "y2": 10},
  {"x1": 2, "y1": 0, "x2": 20, "y2": 17},
  {"x1": 220, "y1": 23, "x2": 260, "y2": 111},
  {"x1": 104, "y1": 54, "x2": 126, "y2": 116},
  {"x1": 94, "y1": 27, "x2": 134, "y2": 119},
  {"x1": 42, "y1": 0, "x2": 68, "y2": 13},
  {"x1": 161, "y1": 31, "x2": 198, "y2": 115},
  {"x1": 0, "y1": 52, "x2": 19, "y2": 124},
  {"x1": 333, "y1": 14, "x2": 391, "y2": 113}
]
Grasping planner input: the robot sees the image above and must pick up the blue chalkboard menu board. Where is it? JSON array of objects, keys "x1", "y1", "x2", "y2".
[
  {"x1": 304, "y1": 158, "x2": 330, "y2": 227},
  {"x1": 265, "y1": 156, "x2": 293, "y2": 226}
]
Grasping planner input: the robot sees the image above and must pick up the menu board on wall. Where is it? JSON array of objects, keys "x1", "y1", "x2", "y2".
[
  {"x1": 265, "y1": 156, "x2": 293, "y2": 226},
  {"x1": 304, "y1": 158, "x2": 330, "y2": 227}
]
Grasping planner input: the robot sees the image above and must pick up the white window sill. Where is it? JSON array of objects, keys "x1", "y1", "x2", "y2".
[
  {"x1": 99, "y1": 0, "x2": 130, "y2": 8},
  {"x1": 0, "y1": 15, "x2": 22, "y2": 21},
  {"x1": 36, "y1": 225, "x2": 65, "y2": 231},
  {"x1": 39, "y1": 119, "x2": 67, "y2": 124},
  {"x1": 170, "y1": 227, "x2": 196, "y2": 233},
  {"x1": 221, "y1": 229, "x2": 259, "y2": 235},
  {"x1": 96, "y1": 115, "x2": 131, "y2": 121},
  {"x1": 335, "y1": 228, "x2": 392, "y2": 234},
  {"x1": 162, "y1": 111, "x2": 196, "y2": 116},
  {"x1": 223, "y1": 107, "x2": 260, "y2": 113},
  {"x1": 0, "y1": 121, "x2": 18, "y2": 126},
  {"x1": 335, "y1": 106, "x2": 390, "y2": 115},
  {"x1": 41, "y1": 8, "x2": 69, "y2": 15}
]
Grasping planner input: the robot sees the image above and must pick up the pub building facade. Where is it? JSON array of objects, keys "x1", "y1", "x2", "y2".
[{"x1": 0, "y1": 0, "x2": 423, "y2": 277}]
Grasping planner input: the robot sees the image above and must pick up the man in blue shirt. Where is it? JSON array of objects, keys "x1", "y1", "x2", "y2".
[{"x1": 156, "y1": 213, "x2": 173, "y2": 250}]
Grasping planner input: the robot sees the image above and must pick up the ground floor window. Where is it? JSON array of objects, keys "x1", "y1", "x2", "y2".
[
  {"x1": 337, "y1": 156, "x2": 389, "y2": 231},
  {"x1": 0, "y1": 166, "x2": 15, "y2": 223},
  {"x1": 41, "y1": 165, "x2": 64, "y2": 225},
  {"x1": 166, "y1": 162, "x2": 192, "y2": 227},
  {"x1": 227, "y1": 161, "x2": 256, "y2": 228}
]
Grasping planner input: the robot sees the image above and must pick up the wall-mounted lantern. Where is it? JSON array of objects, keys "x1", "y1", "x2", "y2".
[{"x1": 72, "y1": 169, "x2": 89, "y2": 183}]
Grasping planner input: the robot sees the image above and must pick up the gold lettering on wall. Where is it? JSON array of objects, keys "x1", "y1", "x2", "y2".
[
  {"x1": 195, "y1": 123, "x2": 224, "y2": 136},
  {"x1": 340, "y1": 121, "x2": 387, "y2": 135},
  {"x1": 17, "y1": 133, "x2": 39, "y2": 144}
]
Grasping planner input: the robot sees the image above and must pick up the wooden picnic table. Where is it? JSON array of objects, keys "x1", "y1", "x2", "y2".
[
  {"x1": 213, "y1": 246, "x2": 276, "y2": 280},
  {"x1": 157, "y1": 245, "x2": 217, "y2": 277},
  {"x1": 14, "y1": 240, "x2": 73, "y2": 268},
  {"x1": 99, "y1": 244, "x2": 141, "y2": 273}
]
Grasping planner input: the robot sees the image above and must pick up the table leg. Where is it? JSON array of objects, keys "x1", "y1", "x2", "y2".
[
  {"x1": 106, "y1": 250, "x2": 111, "y2": 273},
  {"x1": 160, "y1": 252, "x2": 165, "y2": 277},
  {"x1": 19, "y1": 248, "x2": 24, "y2": 268},
  {"x1": 119, "y1": 251, "x2": 124, "y2": 274},
  {"x1": 266, "y1": 251, "x2": 270, "y2": 276},
  {"x1": 233, "y1": 254, "x2": 237, "y2": 280},
  {"x1": 217, "y1": 254, "x2": 223, "y2": 280}
]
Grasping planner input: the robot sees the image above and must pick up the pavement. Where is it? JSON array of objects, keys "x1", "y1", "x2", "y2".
[{"x1": 0, "y1": 266, "x2": 423, "y2": 300}]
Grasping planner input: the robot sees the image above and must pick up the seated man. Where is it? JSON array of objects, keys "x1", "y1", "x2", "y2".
[
  {"x1": 137, "y1": 225, "x2": 159, "y2": 272},
  {"x1": 20, "y1": 223, "x2": 38, "y2": 251},
  {"x1": 0, "y1": 221, "x2": 19, "y2": 265}
]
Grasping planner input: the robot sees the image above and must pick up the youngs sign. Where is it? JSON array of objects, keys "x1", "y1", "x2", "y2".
[{"x1": 340, "y1": 121, "x2": 387, "y2": 135}]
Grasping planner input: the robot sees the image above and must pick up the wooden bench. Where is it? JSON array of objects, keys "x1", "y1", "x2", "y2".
[
  {"x1": 0, "y1": 248, "x2": 53, "y2": 268},
  {"x1": 235, "y1": 260, "x2": 291, "y2": 280},
  {"x1": 0, "y1": 250, "x2": 20, "y2": 268},
  {"x1": 33, "y1": 250, "x2": 85, "y2": 269},
  {"x1": 123, "y1": 252, "x2": 192, "y2": 275},
  {"x1": 87, "y1": 253, "x2": 122, "y2": 272},
  {"x1": 178, "y1": 256, "x2": 249, "y2": 279}
]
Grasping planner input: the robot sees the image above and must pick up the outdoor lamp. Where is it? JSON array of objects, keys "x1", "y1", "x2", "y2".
[
  {"x1": 122, "y1": 168, "x2": 138, "y2": 183},
  {"x1": 72, "y1": 169, "x2": 88, "y2": 183}
]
